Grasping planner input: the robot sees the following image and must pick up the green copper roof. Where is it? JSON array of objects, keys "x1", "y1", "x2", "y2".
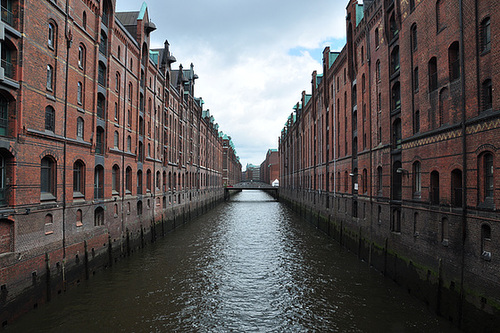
[
  {"x1": 329, "y1": 52, "x2": 340, "y2": 68},
  {"x1": 138, "y1": 2, "x2": 148, "y2": 20},
  {"x1": 304, "y1": 94, "x2": 312, "y2": 106},
  {"x1": 149, "y1": 50, "x2": 159, "y2": 65},
  {"x1": 356, "y1": 4, "x2": 364, "y2": 26}
]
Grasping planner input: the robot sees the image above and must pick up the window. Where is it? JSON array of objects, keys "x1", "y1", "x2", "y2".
[
  {"x1": 448, "y1": 42, "x2": 460, "y2": 81},
  {"x1": 439, "y1": 88, "x2": 449, "y2": 126},
  {"x1": 451, "y1": 169, "x2": 463, "y2": 207},
  {"x1": 413, "y1": 67, "x2": 419, "y2": 92},
  {"x1": 128, "y1": 82, "x2": 133, "y2": 101},
  {"x1": 117, "y1": 46, "x2": 121, "y2": 60},
  {"x1": 411, "y1": 24, "x2": 417, "y2": 51},
  {"x1": 78, "y1": 45, "x2": 85, "y2": 69},
  {"x1": 99, "y1": 31, "x2": 107, "y2": 56},
  {"x1": 94, "y1": 207, "x2": 104, "y2": 226},
  {"x1": 414, "y1": 110, "x2": 420, "y2": 133},
  {"x1": 94, "y1": 165, "x2": 104, "y2": 199},
  {"x1": 95, "y1": 127, "x2": 104, "y2": 155},
  {"x1": 375, "y1": 28, "x2": 379, "y2": 48},
  {"x1": 409, "y1": 0, "x2": 415, "y2": 12},
  {"x1": 82, "y1": 11, "x2": 87, "y2": 30},
  {"x1": 480, "y1": 152, "x2": 494, "y2": 203},
  {"x1": 114, "y1": 102, "x2": 119, "y2": 121},
  {"x1": 115, "y1": 73, "x2": 120, "y2": 92},
  {"x1": 46, "y1": 65, "x2": 53, "y2": 90},
  {"x1": 76, "y1": 117, "x2": 84, "y2": 140},
  {"x1": 0, "y1": 154, "x2": 6, "y2": 205},
  {"x1": 112, "y1": 165, "x2": 120, "y2": 195},
  {"x1": 481, "y1": 17, "x2": 491, "y2": 53},
  {"x1": 77, "y1": 82, "x2": 83, "y2": 105},
  {"x1": 436, "y1": 0, "x2": 446, "y2": 32},
  {"x1": 390, "y1": 14, "x2": 398, "y2": 39},
  {"x1": 137, "y1": 170, "x2": 143, "y2": 195},
  {"x1": 392, "y1": 161, "x2": 402, "y2": 200},
  {"x1": 430, "y1": 171, "x2": 440, "y2": 205},
  {"x1": 481, "y1": 224, "x2": 492, "y2": 260},
  {"x1": 73, "y1": 160, "x2": 85, "y2": 196},
  {"x1": 392, "y1": 82, "x2": 401, "y2": 111},
  {"x1": 482, "y1": 79, "x2": 492, "y2": 111},
  {"x1": 376, "y1": 60, "x2": 381, "y2": 82},
  {"x1": 127, "y1": 135, "x2": 131, "y2": 152},
  {"x1": 76, "y1": 209, "x2": 83, "y2": 227},
  {"x1": 412, "y1": 161, "x2": 421, "y2": 196},
  {"x1": 97, "y1": 93, "x2": 105, "y2": 118},
  {"x1": 156, "y1": 171, "x2": 161, "y2": 189},
  {"x1": 125, "y1": 166, "x2": 132, "y2": 193},
  {"x1": 48, "y1": 22, "x2": 55, "y2": 48},
  {"x1": 428, "y1": 57, "x2": 438, "y2": 91},
  {"x1": 146, "y1": 169, "x2": 151, "y2": 192},
  {"x1": 41, "y1": 156, "x2": 56, "y2": 198},
  {"x1": 113, "y1": 131, "x2": 119, "y2": 148},
  {"x1": 0, "y1": 96, "x2": 8, "y2": 137},
  {"x1": 98, "y1": 62, "x2": 106, "y2": 86},
  {"x1": 45, "y1": 106, "x2": 55, "y2": 132},
  {"x1": 137, "y1": 201, "x2": 143, "y2": 215},
  {"x1": 377, "y1": 166, "x2": 383, "y2": 195}
]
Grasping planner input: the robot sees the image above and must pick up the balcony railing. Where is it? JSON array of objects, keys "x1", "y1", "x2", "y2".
[{"x1": 1, "y1": 6, "x2": 14, "y2": 27}]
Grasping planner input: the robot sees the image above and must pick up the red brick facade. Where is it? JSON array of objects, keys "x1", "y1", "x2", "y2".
[
  {"x1": 280, "y1": 0, "x2": 500, "y2": 330},
  {"x1": 260, "y1": 149, "x2": 279, "y2": 185},
  {"x1": 0, "y1": 0, "x2": 240, "y2": 325}
]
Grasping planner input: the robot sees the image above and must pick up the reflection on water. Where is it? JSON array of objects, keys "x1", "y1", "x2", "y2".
[{"x1": 8, "y1": 191, "x2": 459, "y2": 332}]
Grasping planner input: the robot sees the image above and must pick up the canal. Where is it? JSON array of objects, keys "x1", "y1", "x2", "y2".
[{"x1": 8, "y1": 191, "x2": 459, "y2": 332}]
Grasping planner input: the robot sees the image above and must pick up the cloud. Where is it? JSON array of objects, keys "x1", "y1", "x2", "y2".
[{"x1": 116, "y1": 0, "x2": 346, "y2": 169}]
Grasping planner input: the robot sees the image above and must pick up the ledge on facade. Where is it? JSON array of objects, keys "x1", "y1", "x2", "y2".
[{"x1": 0, "y1": 76, "x2": 19, "y2": 89}]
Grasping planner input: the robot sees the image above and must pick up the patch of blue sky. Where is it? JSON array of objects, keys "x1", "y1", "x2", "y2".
[{"x1": 288, "y1": 37, "x2": 346, "y2": 63}]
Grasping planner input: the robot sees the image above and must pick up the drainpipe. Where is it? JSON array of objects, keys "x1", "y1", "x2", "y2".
[
  {"x1": 458, "y1": 0, "x2": 467, "y2": 328},
  {"x1": 121, "y1": 43, "x2": 129, "y2": 254},
  {"x1": 365, "y1": 15, "x2": 374, "y2": 266},
  {"x1": 62, "y1": 0, "x2": 73, "y2": 290}
]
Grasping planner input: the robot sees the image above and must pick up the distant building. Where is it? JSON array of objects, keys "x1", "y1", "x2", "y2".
[
  {"x1": 245, "y1": 164, "x2": 261, "y2": 182},
  {"x1": 260, "y1": 149, "x2": 279, "y2": 185}
]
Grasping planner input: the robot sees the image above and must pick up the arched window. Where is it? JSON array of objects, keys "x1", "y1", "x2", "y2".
[
  {"x1": 390, "y1": 14, "x2": 398, "y2": 39},
  {"x1": 94, "y1": 207, "x2": 104, "y2": 226},
  {"x1": 41, "y1": 156, "x2": 56, "y2": 199},
  {"x1": 412, "y1": 161, "x2": 421, "y2": 197},
  {"x1": 428, "y1": 57, "x2": 438, "y2": 91},
  {"x1": 411, "y1": 24, "x2": 417, "y2": 51},
  {"x1": 82, "y1": 11, "x2": 87, "y2": 30},
  {"x1": 376, "y1": 60, "x2": 381, "y2": 82},
  {"x1": 78, "y1": 45, "x2": 85, "y2": 69},
  {"x1": 481, "y1": 17, "x2": 491, "y2": 53},
  {"x1": 375, "y1": 28, "x2": 379, "y2": 48},
  {"x1": 479, "y1": 152, "x2": 494, "y2": 205},
  {"x1": 74, "y1": 117, "x2": 83, "y2": 140},
  {"x1": 77, "y1": 82, "x2": 83, "y2": 105},
  {"x1": 137, "y1": 200, "x2": 143, "y2": 215},
  {"x1": 115, "y1": 72, "x2": 120, "y2": 92},
  {"x1": 156, "y1": 171, "x2": 161, "y2": 189},
  {"x1": 137, "y1": 170, "x2": 143, "y2": 195},
  {"x1": 430, "y1": 171, "x2": 440, "y2": 205},
  {"x1": 413, "y1": 67, "x2": 419, "y2": 92},
  {"x1": 392, "y1": 82, "x2": 401, "y2": 111},
  {"x1": 99, "y1": 31, "x2": 107, "y2": 56},
  {"x1": 95, "y1": 127, "x2": 104, "y2": 155},
  {"x1": 94, "y1": 165, "x2": 104, "y2": 199},
  {"x1": 45, "y1": 106, "x2": 55, "y2": 132},
  {"x1": 163, "y1": 171, "x2": 167, "y2": 191},
  {"x1": 97, "y1": 93, "x2": 106, "y2": 118},
  {"x1": 125, "y1": 166, "x2": 132, "y2": 193},
  {"x1": 113, "y1": 131, "x2": 119, "y2": 148},
  {"x1": 391, "y1": 46, "x2": 400, "y2": 74},
  {"x1": 127, "y1": 135, "x2": 131, "y2": 152},
  {"x1": 46, "y1": 65, "x2": 53, "y2": 90},
  {"x1": 146, "y1": 169, "x2": 151, "y2": 192},
  {"x1": 448, "y1": 42, "x2": 460, "y2": 81},
  {"x1": 377, "y1": 167, "x2": 383, "y2": 195},
  {"x1": 73, "y1": 160, "x2": 85, "y2": 197},
  {"x1": 112, "y1": 164, "x2": 120, "y2": 195},
  {"x1": 98, "y1": 62, "x2": 106, "y2": 87},
  {"x1": 409, "y1": 0, "x2": 415, "y2": 12},
  {"x1": 48, "y1": 22, "x2": 55, "y2": 48}
]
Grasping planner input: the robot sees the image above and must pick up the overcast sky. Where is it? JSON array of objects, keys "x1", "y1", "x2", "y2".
[{"x1": 116, "y1": 0, "x2": 347, "y2": 170}]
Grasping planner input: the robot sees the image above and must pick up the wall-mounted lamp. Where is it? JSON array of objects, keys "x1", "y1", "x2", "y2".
[{"x1": 396, "y1": 168, "x2": 409, "y2": 174}]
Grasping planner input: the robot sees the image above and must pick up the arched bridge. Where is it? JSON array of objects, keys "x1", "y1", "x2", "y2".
[{"x1": 224, "y1": 181, "x2": 279, "y2": 201}]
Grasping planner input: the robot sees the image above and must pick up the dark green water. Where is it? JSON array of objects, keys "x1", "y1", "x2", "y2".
[{"x1": 7, "y1": 191, "x2": 459, "y2": 332}]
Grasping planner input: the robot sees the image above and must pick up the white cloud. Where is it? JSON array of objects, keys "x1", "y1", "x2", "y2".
[{"x1": 116, "y1": 0, "x2": 346, "y2": 169}]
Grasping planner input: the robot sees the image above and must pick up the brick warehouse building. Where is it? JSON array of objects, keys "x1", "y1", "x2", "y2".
[
  {"x1": 260, "y1": 149, "x2": 279, "y2": 185},
  {"x1": 0, "y1": 0, "x2": 241, "y2": 325},
  {"x1": 280, "y1": 0, "x2": 500, "y2": 330}
]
